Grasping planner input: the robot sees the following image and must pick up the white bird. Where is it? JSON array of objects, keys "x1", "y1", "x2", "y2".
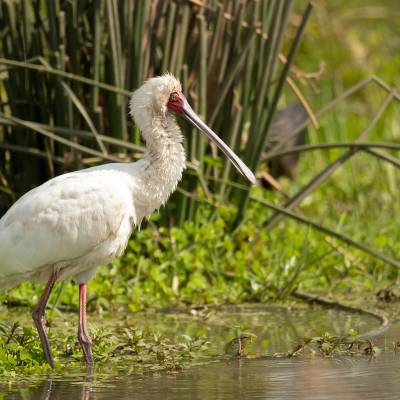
[{"x1": 0, "y1": 74, "x2": 255, "y2": 367}]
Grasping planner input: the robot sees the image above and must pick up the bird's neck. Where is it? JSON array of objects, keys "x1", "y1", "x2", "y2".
[{"x1": 134, "y1": 115, "x2": 186, "y2": 217}]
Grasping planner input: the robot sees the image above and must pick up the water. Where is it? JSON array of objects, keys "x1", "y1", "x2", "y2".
[{"x1": 3, "y1": 305, "x2": 400, "y2": 400}]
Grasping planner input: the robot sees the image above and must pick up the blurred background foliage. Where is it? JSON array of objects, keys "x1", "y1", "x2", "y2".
[
  {"x1": 0, "y1": 0, "x2": 312, "y2": 221},
  {"x1": 0, "y1": 0, "x2": 399, "y2": 309}
]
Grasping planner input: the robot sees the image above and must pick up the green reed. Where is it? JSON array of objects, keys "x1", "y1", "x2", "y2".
[{"x1": 0, "y1": 0, "x2": 311, "y2": 222}]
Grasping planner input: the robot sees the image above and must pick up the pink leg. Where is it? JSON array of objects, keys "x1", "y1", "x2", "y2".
[
  {"x1": 78, "y1": 283, "x2": 93, "y2": 364},
  {"x1": 32, "y1": 272, "x2": 58, "y2": 368}
]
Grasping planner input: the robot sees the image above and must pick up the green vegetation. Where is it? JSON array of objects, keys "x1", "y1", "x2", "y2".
[
  {"x1": 0, "y1": 0, "x2": 313, "y2": 222},
  {"x1": 287, "y1": 331, "x2": 381, "y2": 358},
  {"x1": 0, "y1": 317, "x2": 210, "y2": 378},
  {"x1": 0, "y1": 0, "x2": 399, "y2": 382},
  {"x1": 2, "y1": 194, "x2": 398, "y2": 313},
  {"x1": 0, "y1": 300, "x2": 388, "y2": 378}
]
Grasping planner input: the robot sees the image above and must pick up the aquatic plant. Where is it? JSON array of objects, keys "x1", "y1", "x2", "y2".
[{"x1": 0, "y1": 319, "x2": 209, "y2": 377}]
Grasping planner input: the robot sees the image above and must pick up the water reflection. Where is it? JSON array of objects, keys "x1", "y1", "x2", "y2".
[
  {"x1": 9, "y1": 366, "x2": 93, "y2": 400},
  {"x1": 23, "y1": 351, "x2": 400, "y2": 400},
  {"x1": 33, "y1": 379, "x2": 90, "y2": 400},
  {"x1": 22, "y1": 370, "x2": 127, "y2": 400}
]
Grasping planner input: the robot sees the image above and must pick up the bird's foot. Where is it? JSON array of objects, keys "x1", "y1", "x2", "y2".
[
  {"x1": 78, "y1": 330, "x2": 93, "y2": 364},
  {"x1": 32, "y1": 310, "x2": 55, "y2": 368}
]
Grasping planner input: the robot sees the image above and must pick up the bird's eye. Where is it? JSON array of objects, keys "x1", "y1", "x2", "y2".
[{"x1": 170, "y1": 93, "x2": 177, "y2": 102}]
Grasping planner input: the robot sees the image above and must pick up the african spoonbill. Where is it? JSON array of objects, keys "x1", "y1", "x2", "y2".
[{"x1": 0, "y1": 74, "x2": 255, "y2": 367}]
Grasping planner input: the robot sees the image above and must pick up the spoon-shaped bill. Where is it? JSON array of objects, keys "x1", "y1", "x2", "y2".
[{"x1": 181, "y1": 100, "x2": 256, "y2": 185}]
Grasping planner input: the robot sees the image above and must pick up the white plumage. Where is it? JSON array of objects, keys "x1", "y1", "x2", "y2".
[
  {"x1": 0, "y1": 75, "x2": 185, "y2": 289},
  {"x1": 0, "y1": 74, "x2": 254, "y2": 367},
  {"x1": 1, "y1": 165, "x2": 136, "y2": 288}
]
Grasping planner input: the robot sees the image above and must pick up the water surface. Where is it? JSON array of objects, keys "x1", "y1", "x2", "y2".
[{"x1": 3, "y1": 305, "x2": 398, "y2": 400}]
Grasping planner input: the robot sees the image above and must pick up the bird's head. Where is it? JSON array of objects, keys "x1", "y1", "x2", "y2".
[
  {"x1": 130, "y1": 74, "x2": 256, "y2": 184},
  {"x1": 129, "y1": 74, "x2": 181, "y2": 127}
]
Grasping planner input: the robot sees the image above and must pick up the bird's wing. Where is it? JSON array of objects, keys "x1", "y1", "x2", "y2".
[{"x1": 0, "y1": 169, "x2": 135, "y2": 282}]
